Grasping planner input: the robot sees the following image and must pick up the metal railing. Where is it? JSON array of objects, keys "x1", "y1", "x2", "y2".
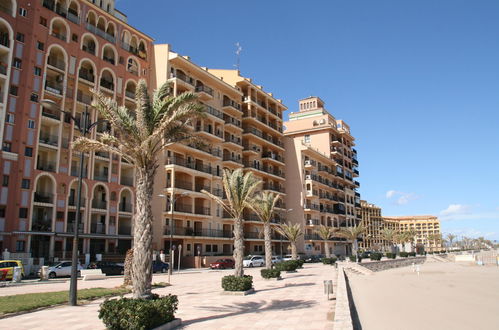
[
  {"x1": 91, "y1": 199, "x2": 107, "y2": 209},
  {"x1": 39, "y1": 133, "x2": 59, "y2": 146},
  {"x1": 37, "y1": 160, "x2": 57, "y2": 172},
  {"x1": 195, "y1": 85, "x2": 213, "y2": 96},
  {"x1": 119, "y1": 202, "x2": 132, "y2": 213},
  {"x1": 47, "y1": 56, "x2": 66, "y2": 70},
  {"x1": 34, "y1": 192, "x2": 54, "y2": 204},
  {"x1": 120, "y1": 176, "x2": 133, "y2": 186}
]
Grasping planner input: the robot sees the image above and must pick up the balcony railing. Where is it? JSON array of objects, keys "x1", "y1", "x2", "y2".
[
  {"x1": 223, "y1": 99, "x2": 241, "y2": 111},
  {"x1": 195, "y1": 85, "x2": 213, "y2": 96},
  {"x1": 91, "y1": 199, "x2": 107, "y2": 209},
  {"x1": 82, "y1": 44, "x2": 96, "y2": 56},
  {"x1": 195, "y1": 206, "x2": 211, "y2": 215},
  {"x1": 121, "y1": 41, "x2": 139, "y2": 56},
  {"x1": 120, "y1": 176, "x2": 133, "y2": 186},
  {"x1": 224, "y1": 115, "x2": 241, "y2": 127},
  {"x1": 125, "y1": 90, "x2": 135, "y2": 99},
  {"x1": 45, "y1": 81, "x2": 63, "y2": 95},
  {"x1": 224, "y1": 136, "x2": 242, "y2": 145},
  {"x1": 100, "y1": 79, "x2": 114, "y2": 91},
  {"x1": 164, "y1": 226, "x2": 232, "y2": 239},
  {"x1": 203, "y1": 105, "x2": 223, "y2": 119},
  {"x1": 39, "y1": 133, "x2": 59, "y2": 146},
  {"x1": 194, "y1": 184, "x2": 210, "y2": 193},
  {"x1": 263, "y1": 152, "x2": 284, "y2": 163},
  {"x1": 67, "y1": 222, "x2": 84, "y2": 234},
  {"x1": 262, "y1": 183, "x2": 285, "y2": 193},
  {"x1": 47, "y1": 57, "x2": 65, "y2": 71},
  {"x1": 119, "y1": 202, "x2": 132, "y2": 213},
  {"x1": 51, "y1": 31, "x2": 66, "y2": 41},
  {"x1": 90, "y1": 223, "x2": 106, "y2": 234},
  {"x1": 42, "y1": 107, "x2": 61, "y2": 120},
  {"x1": 68, "y1": 197, "x2": 86, "y2": 207},
  {"x1": 78, "y1": 70, "x2": 94, "y2": 83},
  {"x1": 103, "y1": 56, "x2": 115, "y2": 65},
  {"x1": 37, "y1": 160, "x2": 57, "y2": 172},
  {"x1": 31, "y1": 220, "x2": 52, "y2": 232},
  {"x1": 165, "y1": 157, "x2": 216, "y2": 175},
  {"x1": 43, "y1": 0, "x2": 80, "y2": 24},
  {"x1": 223, "y1": 155, "x2": 242, "y2": 164},
  {"x1": 94, "y1": 173, "x2": 109, "y2": 182},
  {"x1": 34, "y1": 192, "x2": 54, "y2": 204},
  {"x1": 167, "y1": 179, "x2": 192, "y2": 191},
  {"x1": 166, "y1": 203, "x2": 192, "y2": 213}
]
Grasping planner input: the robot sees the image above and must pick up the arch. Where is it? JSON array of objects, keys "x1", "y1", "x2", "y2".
[
  {"x1": 49, "y1": 17, "x2": 70, "y2": 42},
  {"x1": 138, "y1": 39, "x2": 147, "y2": 60},
  {"x1": 80, "y1": 33, "x2": 98, "y2": 56},
  {"x1": 99, "y1": 68, "x2": 115, "y2": 91},
  {"x1": 0, "y1": 17, "x2": 14, "y2": 48},
  {"x1": 46, "y1": 44, "x2": 68, "y2": 71},
  {"x1": 67, "y1": 0, "x2": 80, "y2": 17},
  {"x1": 0, "y1": 0, "x2": 16, "y2": 17},
  {"x1": 124, "y1": 79, "x2": 136, "y2": 99},
  {"x1": 91, "y1": 183, "x2": 109, "y2": 202},
  {"x1": 130, "y1": 35, "x2": 138, "y2": 53},
  {"x1": 77, "y1": 58, "x2": 96, "y2": 83},
  {"x1": 105, "y1": 21, "x2": 116, "y2": 38},
  {"x1": 86, "y1": 10, "x2": 97, "y2": 26},
  {"x1": 96, "y1": 16, "x2": 106, "y2": 32},
  {"x1": 101, "y1": 43, "x2": 117, "y2": 65},
  {"x1": 118, "y1": 187, "x2": 134, "y2": 213},
  {"x1": 121, "y1": 30, "x2": 131, "y2": 44},
  {"x1": 126, "y1": 56, "x2": 139, "y2": 76},
  {"x1": 33, "y1": 173, "x2": 57, "y2": 204}
]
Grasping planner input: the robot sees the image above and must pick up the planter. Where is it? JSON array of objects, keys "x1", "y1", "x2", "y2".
[
  {"x1": 286, "y1": 270, "x2": 297, "y2": 273},
  {"x1": 221, "y1": 288, "x2": 255, "y2": 296},
  {"x1": 263, "y1": 276, "x2": 282, "y2": 281},
  {"x1": 153, "y1": 318, "x2": 182, "y2": 330}
]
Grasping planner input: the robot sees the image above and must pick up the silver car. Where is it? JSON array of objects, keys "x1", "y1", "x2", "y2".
[
  {"x1": 46, "y1": 261, "x2": 83, "y2": 278},
  {"x1": 243, "y1": 255, "x2": 265, "y2": 267}
]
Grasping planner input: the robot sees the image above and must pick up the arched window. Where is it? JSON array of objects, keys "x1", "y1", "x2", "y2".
[
  {"x1": 102, "y1": 44, "x2": 116, "y2": 65},
  {"x1": 50, "y1": 18, "x2": 69, "y2": 42},
  {"x1": 127, "y1": 57, "x2": 138, "y2": 76}
]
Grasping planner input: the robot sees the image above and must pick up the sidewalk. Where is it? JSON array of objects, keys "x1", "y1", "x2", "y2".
[{"x1": 0, "y1": 264, "x2": 337, "y2": 329}]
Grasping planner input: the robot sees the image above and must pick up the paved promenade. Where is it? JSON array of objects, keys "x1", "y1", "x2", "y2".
[
  {"x1": 0, "y1": 264, "x2": 336, "y2": 330},
  {"x1": 348, "y1": 261, "x2": 499, "y2": 330}
]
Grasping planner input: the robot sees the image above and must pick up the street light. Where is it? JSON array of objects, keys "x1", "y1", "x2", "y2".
[
  {"x1": 158, "y1": 191, "x2": 189, "y2": 284},
  {"x1": 40, "y1": 99, "x2": 107, "y2": 306},
  {"x1": 280, "y1": 208, "x2": 293, "y2": 259}
]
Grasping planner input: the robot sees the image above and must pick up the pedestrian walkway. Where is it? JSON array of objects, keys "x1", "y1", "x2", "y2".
[{"x1": 0, "y1": 264, "x2": 337, "y2": 330}]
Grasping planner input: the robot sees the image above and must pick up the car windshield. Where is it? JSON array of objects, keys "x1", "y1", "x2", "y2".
[{"x1": 244, "y1": 256, "x2": 252, "y2": 260}]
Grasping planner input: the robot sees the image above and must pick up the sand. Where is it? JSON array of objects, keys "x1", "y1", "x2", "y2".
[{"x1": 347, "y1": 261, "x2": 499, "y2": 330}]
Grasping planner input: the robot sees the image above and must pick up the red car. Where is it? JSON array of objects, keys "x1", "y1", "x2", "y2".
[{"x1": 210, "y1": 259, "x2": 235, "y2": 269}]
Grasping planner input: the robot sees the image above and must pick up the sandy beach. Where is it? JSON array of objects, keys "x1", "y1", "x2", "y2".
[{"x1": 347, "y1": 261, "x2": 499, "y2": 330}]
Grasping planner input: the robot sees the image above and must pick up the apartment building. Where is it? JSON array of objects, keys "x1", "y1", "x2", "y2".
[
  {"x1": 383, "y1": 215, "x2": 441, "y2": 252},
  {"x1": 0, "y1": 0, "x2": 153, "y2": 260},
  {"x1": 284, "y1": 97, "x2": 361, "y2": 256},
  {"x1": 359, "y1": 200, "x2": 388, "y2": 251}
]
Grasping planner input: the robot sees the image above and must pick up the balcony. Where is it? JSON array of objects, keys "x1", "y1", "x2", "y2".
[
  {"x1": 263, "y1": 152, "x2": 284, "y2": 163},
  {"x1": 91, "y1": 200, "x2": 107, "y2": 210},
  {"x1": 42, "y1": 108, "x2": 61, "y2": 120},
  {"x1": 354, "y1": 181, "x2": 360, "y2": 187},
  {"x1": 167, "y1": 203, "x2": 192, "y2": 214},
  {"x1": 90, "y1": 223, "x2": 106, "y2": 234},
  {"x1": 223, "y1": 99, "x2": 241, "y2": 111},
  {"x1": 68, "y1": 197, "x2": 86, "y2": 207},
  {"x1": 262, "y1": 183, "x2": 285, "y2": 193},
  {"x1": 51, "y1": 31, "x2": 66, "y2": 42},
  {"x1": 120, "y1": 176, "x2": 133, "y2": 186},
  {"x1": 47, "y1": 57, "x2": 65, "y2": 71},
  {"x1": 37, "y1": 160, "x2": 57, "y2": 172},
  {"x1": 100, "y1": 79, "x2": 114, "y2": 91},
  {"x1": 304, "y1": 203, "x2": 320, "y2": 211},
  {"x1": 224, "y1": 136, "x2": 242, "y2": 146},
  {"x1": 194, "y1": 206, "x2": 211, "y2": 216},
  {"x1": 164, "y1": 226, "x2": 232, "y2": 239},
  {"x1": 78, "y1": 71, "x2": 94, "y2": 83},
  {"x1": 198, "y1": 126, "x2": 223, "y2": 139},
  {"x1": 306, "y1": 219, "x2": 320, "y2": 226},
  {"x1": 119, "y1": 202, "x2": 132, "y2": 213},
  {"x1": 167, "y1": 179, "x2": 192, "y2": 191},
  {"x1": 120, "y1": 41, "x2": 139, "y2": 56},
  {"x1": 212, "y1": 188, "x2": 223, "y2": 198},
  {"x1": 70, "y1": 165, "x2": 88, "y2": 178},
  {"x1": 224, "y1": 115, "x2": 242, "y2": 128},
  {"x1": 34, "y1": 192, "x2": 54, "y2": 204},
  {"x1": 94, "y1": 173, "x2": 108, "y2": 182},
  {"x1": 39, "y1": 133, "x2": 59, "y2": 146},
  {"x1": 45, "y1": 80, "x2": 63, "y2": 95},
  {"x1": 353, "y1": 159, "x2": 359, "y2": 166},
  {"x1": 304, "y1": 234, "x2": 321, "y2": 240},
  {"x1": 195, "y1": 85, "x2": 214, "y2": 97},
  {"x1": 165, "y1": 157, "x2": 215, "y2": 176},
  {"x1": 43, "y1": 0, "x2": 80, "y2": 24},
  {"x1": 204, "y1": 104, "x2": 223, "y2": 120},
  {"x1": 0, "y1": 63, "x2": 7, "y2": 76},
  {"x1": 223, "y1": 155, "x2": 242, "y2": 164}
]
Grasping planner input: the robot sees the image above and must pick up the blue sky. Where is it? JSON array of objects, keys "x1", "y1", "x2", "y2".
[{"x1": 118, "y1": 0, "x2": 499, "y2": 240}]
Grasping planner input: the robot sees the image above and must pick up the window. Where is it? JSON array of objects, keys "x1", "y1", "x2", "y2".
[
  {"x1": 0, "y1": 207, "x2": 5, "y2": 217},
  {"x1": 27, "y1": 120, "x2": 35, "y2": 129},
  {"x1": 56, "y1": 211, "x2": 64, "y2": 220},
  {"x1": 16, "y1": 33, "x2": 25, "y2": 43},
  {"x1": 21, "y1": 179, "x2": 30, "y2": 189},
  {"x1": 6, "y1": 113, "x2": 14, "y2": 124},
  {"x1": 37, "y1": 41, "x2": 44, "y2": 51},
  {"x1": 19, "y1": 8, "x2": 27, "y2": 17},
  {"x1": 13, "y1": 58, "x2": 21, "y2": 69},
  {"x1": 19, "y1": 208, "x2": 28, "y2": 218},
  {"x1": 30, "y1": 93, "x2": 38, "y2": 102},
  {"x1": 304, "y1": 135, "x2": 311, "y2": 143},
  {"x1": 39, "y1": 17, "x2": 47, "y2": 26},
  {"x1": 2, "y1": 175, "x2": 8, "y2": 187},
  {"x1": 24, "y1": 147, "x2": 33, "y2": 157},
  {"x1": 206, "y1": 245, "x2": 211, "y2": 253},
  {"x1": 15, "y1": 241, "x2": 25, "y2": 252},
  {"x1": 72, "y1": 34, "x2": 78, "y2": 42},
  {"x1": 9, "y1": 85, "x2": 18, "y2": 96},
  {"x1": 2, "y1": 142, "x2": 11, "y2": 152},
  {"x1": 34, "y1": 67, "x2": 42, "y2": 76}
]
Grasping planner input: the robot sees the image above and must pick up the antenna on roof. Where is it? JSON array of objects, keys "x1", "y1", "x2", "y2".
[{"x1": 234, "y1": 42, "x2": 242, "y2": 71}]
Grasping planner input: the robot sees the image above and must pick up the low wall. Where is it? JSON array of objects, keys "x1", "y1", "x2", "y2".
[
  {"x1": 333, "y1": 267, "x2": 354, "y2": 329},
  {"x1": 360, "y1": 257, "x2": 426, "y2": 272}
]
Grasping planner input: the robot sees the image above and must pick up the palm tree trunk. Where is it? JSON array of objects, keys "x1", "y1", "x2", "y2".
[
  {"x1": 264, "y1": 223, "x2": 272, "y2": 269},
  {"x1": 233, "y1": 217, "x2": 245, "y2": 277},
  {"x1": 131, "y1": 167, "x2": 155, "y2": 298},
  {"x1": 352, "y1": 239, "x2": 358, "y2": 257},
  {"x1": 291, "y1": 242, "x2": 298, "y2": 260},
  {"x1": 324, "y1": 241, "x2": 330, "y2": 258},
  {"x1": 123, "y1": 248, "x2": 133, "y2": 286}
]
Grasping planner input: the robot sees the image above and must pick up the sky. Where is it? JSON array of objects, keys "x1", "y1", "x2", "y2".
[{"x1": 117, "y1": 0, "x2": 499, "y2": 240}]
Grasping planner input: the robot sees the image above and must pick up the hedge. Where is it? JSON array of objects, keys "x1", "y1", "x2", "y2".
[
  {"x1": 275, "y1": 260, "x2": 300, "y2": 272},
  {"x1": 399, "y1": 252, "x2": 409, "y2": 258},
  {"x1": 261, "y1": 269, "x2": 281, "y2": 279},
  {"x1": 385, "y1": 253, "x2": 396, "y2": 259},
  {"x1": 408, "y1": 252, "x2": 416, "y2": 257},
  {"x1": 370, "y1": 253, "x2": 382, "y2": 261},
  {"x1": 322, "y1": 257, "x2": 337, "y2": 265},
  {"x1": 221, "y1": 275, "x2": 253, "y2": 291},
  {"x1": 99, "y1": 294, "x2": 178, "y2": 330}
]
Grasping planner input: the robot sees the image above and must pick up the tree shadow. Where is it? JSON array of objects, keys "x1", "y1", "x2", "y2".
[
  {"x1": 181, "y1": 298, "x2": 317, "y2": 327},
  {"x1": 256, "y1": 282, "x2": 316, "y2": 293}
]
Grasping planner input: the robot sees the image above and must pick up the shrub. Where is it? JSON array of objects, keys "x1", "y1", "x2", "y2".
[
  {"x1": 408, "y1": 252, "x2": 416, "y2": 257},
  {"x1": 221, "y1": 275, "x2": 253, "y2": 291},
  {"x1": 275, "y1": 260, "x2": 299, "y2": 272},
  {"x1": 385, "y1": 253, "x2": 396, "y2": 259},
  {"x1": 261, "y1": 269, "x2": 281, "y2": 279},
  {"x1": 322, "y1": 257, "x2": 337, "y2": 265},
  {"x1": 399, "y1": 252, "x2": 409, "y2": 258},
  {"x1": 370, "y1": 253, "x2": 382, "y2": 261},
  {"x1": 297, "y1": 259, "x2": 305, "y2": 268},
  {"x1": 99, "y1": 294, "x2": 178, "y2": 330},
  {"x1": 349, "y1": 255, "x2": 357, "y2": 262}
]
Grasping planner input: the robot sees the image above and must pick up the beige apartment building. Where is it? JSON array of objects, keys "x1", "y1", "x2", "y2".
[
  {"x1": 284, "y1": 97, "x2": 361, "y2": 256},
  {"x1": 152, "y1": 47, "x2": 288, "y2": 260},
  {"x1": 359, "y1": 200, "x2": 388, "y2": 251},
  {"x1": 383, "y1": 215, "x2": 441, "y2": 252}
]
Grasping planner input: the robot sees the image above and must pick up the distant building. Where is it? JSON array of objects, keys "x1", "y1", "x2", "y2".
[
  {"x1": 383, "y1": 215, "x2": 441, "y2": 252},
  {"x1": 359, "y1": 200, "x2": 388, "y2": 251}
]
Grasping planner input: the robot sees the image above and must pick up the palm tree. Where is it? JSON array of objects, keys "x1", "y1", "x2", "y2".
[
  {"x1": 276, "y1": 222, "x2": 303, "y2": 260},
  {"x1": 380, "y1": 228, "x2": 397, "y2": 253},
  {"x1": 336, "y1": 225, "x2": 366, "y2": 258},
  {"x1": 73, "y1": 80, "x2": 204, "y2": 298},
  {"x1": 251, "y1": 191, "x2": 280, "y2": 269},
  {"x1": 398, "y1": 229, "x2": 416, "y2": 252},
  {"x1": 202, "y1": 168, "x2": 261, "y2": 276},
  {"x1": 446, "y1": 233, "x2": 456, "y2": 252},
  {"x1": 428, "y1": 233, "x2": 442, "y2": 252},
  {"x1": 316, "y1": 225, "x2": 337, "y2": 258}
]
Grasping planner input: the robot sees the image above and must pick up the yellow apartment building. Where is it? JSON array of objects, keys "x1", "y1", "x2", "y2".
[
  {"x1": 359, "y1": 200, "x2": 388, "y2": 251},
  {"x1": 383, "y1": 215, "x2": 441, "y2": 252}
]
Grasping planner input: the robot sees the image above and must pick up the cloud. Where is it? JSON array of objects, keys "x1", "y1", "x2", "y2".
[
  {"x1": 440, "y1": 204, "x2": 471, "y2": 216},
  {"x1": 385, "y1": 190, "x2": 419, "y2": 205}
]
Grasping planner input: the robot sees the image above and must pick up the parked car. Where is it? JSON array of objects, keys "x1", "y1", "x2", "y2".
[
  {"x1": 305, "y1": 255, "x2": 323, "y2": 263},
  {"x1": 87, "y1": 261, "x2": 124, "y2": 275},
  {"x1": 40, "y1": 261, "x2": 83, "y2": 279},
  {"x1": 209, "y1": 259, "x2": 235, "y2": 269},
  {"x1": 152, "y1": 260, "x2": 169, "y2": 273},
  {"x1": 271, "y1": 256, "x2": 283, "y2": 264},
  {"x1": 243, "y1": 255, "x2": 264, "y2": 268},
  {"x1": 282, "y1": 255, "x2": 294, "y2": 261},
  {"x1": 0, "y1": 260, "x2": 24, "y2": 280}
]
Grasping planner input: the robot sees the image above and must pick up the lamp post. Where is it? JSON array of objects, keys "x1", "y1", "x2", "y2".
[
  {"x1": 158, "y1": 191, "x2": 189, "y2": 284},
  {"x1": 40, "y1": 99, "x2": 107, "y2": 306},
  {"x1": 280, "y1": 208, "x2": 293, "y2": 259}
]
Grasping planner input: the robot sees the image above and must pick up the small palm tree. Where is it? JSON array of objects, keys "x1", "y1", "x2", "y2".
[
  {"x1": 446, "y1": 233, "x2": 456, "y2": 251},
  {"x1": 396, "y1": 230, "x2": 416, "y2": 252},
  {"x1": 428, "y1": 233, "x2": 442, "y2": 252},
  {"x1": 336, "y1": 225, "x2": 366, "y2": 257},
  {"x1": 251, "y1": 191, "x2": 280, "y2": 269},
  {"x1": 73, "y1": 80, "x2": 204, "y2": 298},
  {"x1": 276, "y1": 222, "x2": 303, "y2": 260},
  {"x1": 380, "y1": 228, "x2": 397, "y2": 253},
  {"x1": 316, "y1": 225, "x2": 337, "y2": 258},
  {"x1": 202, "y1": 168, "x2": 261, "y2": 276}
]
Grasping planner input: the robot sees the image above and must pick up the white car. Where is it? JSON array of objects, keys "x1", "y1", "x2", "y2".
[
  {"x1": 243, "y1": 256, "x2": 265, "y2": 268},
  {"x1": 271, "y1": 256, "x2": 283, "y2": 264},
  {"x1": 282, "y1": 255, "x2": 293, "y2": 261},
  {"x1": 45, "y1": 261, "x2": 83, "y2": 278}
]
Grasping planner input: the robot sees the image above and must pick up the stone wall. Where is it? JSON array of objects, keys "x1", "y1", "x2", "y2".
[
  {"x1": 360, "y1": 257, "x2": 426, "y2": 272},
  {"x1": 333, "y1": 267, "x2": 354, "y2": 329}
]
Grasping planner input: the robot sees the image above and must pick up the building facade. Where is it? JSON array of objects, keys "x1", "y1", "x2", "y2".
[
  {"x1": 383, "y1": 215, "x2": 441, "y2": 252},
  {"x1": 0, "y1": 0, "x2": 153, "y2": 260},
  {"x1": 359, "y1": 200, "x2": 388, "y2": 251},
  {"x1": 284, "y1": 97, "x2": 361, "y2": 256}
]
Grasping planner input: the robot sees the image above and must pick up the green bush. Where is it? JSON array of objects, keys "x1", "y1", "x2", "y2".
[
  {"x1": 370, "y1": 253, "x2": 382, "y2": 261},
  {"x1": 275, "y1": 260, "x2": 299, "y2": 272},
  {"x1": 321, "y1": 257, "x2": 337, "y2": 265},
  {"x1": 349, "y1": 255, "x2": 357, "y2": 262},
  {"x1": 261, "y1": 269, "x2": 281, "y2": 279},
  {"x1": 297, "y1": 259, "x2": 305, "y2": 268},
  {"x1": 408, "y1": 252, "x2": 416, "y2": 257},
  {"x1": 385, "y1": 253, "x2": 396, "y2": 259},
  {"x1": 221, "y1": 275, "x2": 253, "y2": 291},
  {"x1": 99, "y1": 294, "x2": 178, "y2": 330},
  {"x1": 399, "y1": 252, "x2": 409, "y2": 258}
]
